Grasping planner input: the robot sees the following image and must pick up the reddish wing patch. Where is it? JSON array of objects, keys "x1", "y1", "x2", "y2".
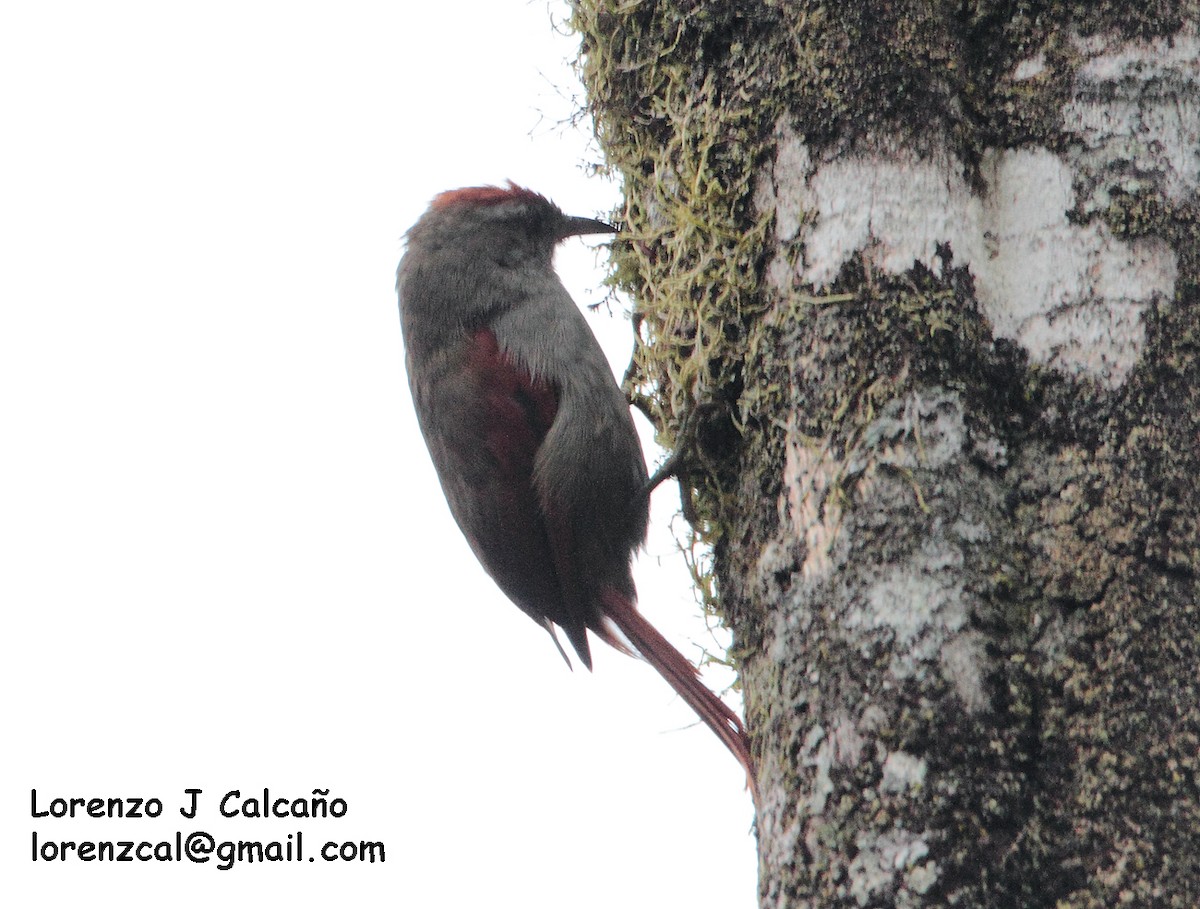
[
  {"x1": 464, "y1": 328, "x2": 557, "y2": 473},
  {"x1": 431, "y1": 181, "x2": 548, "y2": 212},
  {"x1": 461, "y1": 328, "x2": 595, "y2": 665}
]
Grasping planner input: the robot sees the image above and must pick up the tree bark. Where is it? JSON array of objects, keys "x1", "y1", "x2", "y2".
[{"x1": 572, "y1": 1, "x2": 1200, "y2": 906}]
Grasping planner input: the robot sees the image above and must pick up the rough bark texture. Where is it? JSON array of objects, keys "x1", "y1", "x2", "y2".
[{"x1": 572, "y1": 1, "x2": 1200, "y2": 906}]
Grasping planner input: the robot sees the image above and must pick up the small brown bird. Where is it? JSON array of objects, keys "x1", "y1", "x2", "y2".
[{"x1": 396, "y1": 183, "x2": 754, "y2": 789}]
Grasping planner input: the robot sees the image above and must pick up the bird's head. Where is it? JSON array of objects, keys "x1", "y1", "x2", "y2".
[{"x1": 406, "y1": 182, "x2": 614, "y2": 268}]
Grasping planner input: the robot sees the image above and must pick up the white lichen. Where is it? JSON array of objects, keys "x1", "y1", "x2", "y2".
[
  {"x1": 848, "y1": 828, "x2": 931, "y2": 907},
  {"x1": 1012, "y1": 52, "x2": 1047, "y2": 81},
  {"x1": 781, "y1": 414, "x2": 848, "y2": 581},
  {"x1": 881, "y1": 750, "x2": 928, "y2": 793},
  {"x1": 756, "y1": 24, "x2": 1190, "y2": 391},
  {"x1": 1067, "y1": 25, "x2": 1200, "y2": 204}
]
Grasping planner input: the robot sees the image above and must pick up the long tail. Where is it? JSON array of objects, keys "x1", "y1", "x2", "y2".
[{"x1": 598, "y1": 589, "x2": 757, "y2": 801}]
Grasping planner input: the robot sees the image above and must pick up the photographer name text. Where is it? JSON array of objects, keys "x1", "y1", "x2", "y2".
[{"x1": 29, "y1": 788, "x2": 385, "y2": 871}]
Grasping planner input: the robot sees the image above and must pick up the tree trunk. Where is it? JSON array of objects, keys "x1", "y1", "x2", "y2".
[{"x1": 571, "y1": 2, "x2": 1200, "y2": 906}]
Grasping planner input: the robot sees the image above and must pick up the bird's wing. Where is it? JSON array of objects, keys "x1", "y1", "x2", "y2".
[{"x1": 429, "y1": 326, "x2": 594, "y2": 667}]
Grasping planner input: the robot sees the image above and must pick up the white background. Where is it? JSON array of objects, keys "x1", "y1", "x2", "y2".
[{"x1": 2, "y1": 2, "x2": 758, "y2": 907}]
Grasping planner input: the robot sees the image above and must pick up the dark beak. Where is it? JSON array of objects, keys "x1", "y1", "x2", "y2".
[{"x1": 559, "y1": 214, "x2": 617, "y2": 240}]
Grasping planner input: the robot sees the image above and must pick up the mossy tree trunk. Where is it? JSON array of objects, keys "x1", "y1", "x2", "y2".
[{"x1": 572, "y1": 2, "x2": 1200, "y2": 906}]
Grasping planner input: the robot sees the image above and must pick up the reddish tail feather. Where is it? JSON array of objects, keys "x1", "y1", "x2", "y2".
[{"x1": 599, "y1": 589, "x2": 758, "y2": 801}]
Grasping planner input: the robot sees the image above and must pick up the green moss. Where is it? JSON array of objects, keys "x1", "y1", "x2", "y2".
[{"x1": 571, "y1": 2, "x2": 787, "y2": 611}]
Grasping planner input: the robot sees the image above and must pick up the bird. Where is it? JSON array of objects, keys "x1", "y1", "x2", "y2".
[{"x1": 396, "y1": 182, "x2": 754, "y2": 791}]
